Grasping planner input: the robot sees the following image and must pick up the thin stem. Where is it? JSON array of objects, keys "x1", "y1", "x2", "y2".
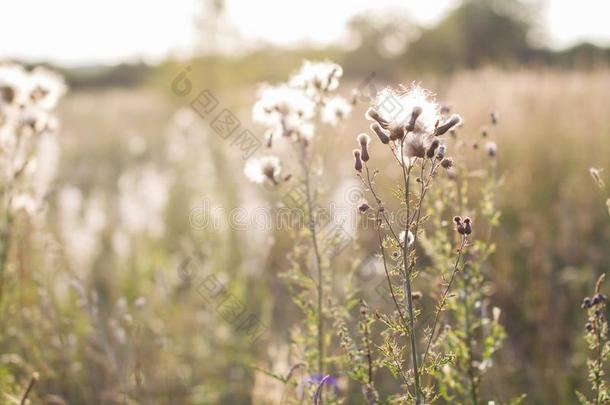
[
  {"x1": 298, "y1": 142, "x2": 325, "y2": 376},
  {"x1": 20, "y1": 374, "x2": 38, "y2": 405},
  {"x1": 422, "y1": 235, "x2": 467, "y2": 365},
  {"x1": 464, "y1": 279, "x2": 479, "y2": 405},
  {"x1": 399, "y1": 139, "x2": 423, "y2": 403}
]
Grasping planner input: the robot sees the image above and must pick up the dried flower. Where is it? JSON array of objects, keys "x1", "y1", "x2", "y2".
[
  {"x1": 358, "y1": 201, "x2": 370, "y2": 213},
  {"x1": 399, "y1": 230, "x2": 415, "y2": 247},
  {"x1": 485, "y1": 141, "x2": 497, "y2": 157},
  {"x1": 252, "y1": 84, "x2": 315, "y2": 143},
  {"x1": 244, "y1": 155, "x2": 282, "y2": 185},
  {"x1": 590, "y1": 167, "x2": 606, "y2": 189},
  {"x1": 321, "y1": 96, "x2": 352, "y2": 126},
  {"x1": 289, "y1": 60, "x2": 343, "y2": 97}
]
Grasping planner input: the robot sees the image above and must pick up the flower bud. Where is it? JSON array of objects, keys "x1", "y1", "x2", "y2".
[
  {"x1": 435, "y1": 114, "x2": 462, "y2": 136},
  {"x1": 353, "y1": 149, "x2": 363, "y2": 172},
  {"x1": 406, "y1": 106, "x2": 422, "y2": 132},
  {"x1": 358, "y1": 201, "x2": 370, "y2": 213},
  {"x1": 426, "y1": 139, "x2": 440, "y2": 158},
  {"x1": 365, "y1": 107, "x2": 389, "y2": 128},
  {"x1": 357, "y1": 133, "x2": 371, "y2": 162},
  {"x1": 371, "y1": 123, "x2": 390, "y2": 144},
  {"x1": 440, "y1": 157, "x2": 454, "y2": 169},
  {"x1": 582, "y1": 297, "x2": 592, "y2": 309},
  {"x1": 436, "y1": 144, "x2": 446, "y2": 160}
]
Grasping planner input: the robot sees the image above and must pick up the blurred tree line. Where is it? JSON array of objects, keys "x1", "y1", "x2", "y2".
[{"x1": 59, "y1": 0, "x2": 610, "y2": 89}]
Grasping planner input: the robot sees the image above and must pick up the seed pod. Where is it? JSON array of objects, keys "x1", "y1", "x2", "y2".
[
  {"x1": 353, "y1": 149, "x2": 363, "y2": 172},
  {"x1": 371, "y1": 123, "x2": 390, "y2": 144}
]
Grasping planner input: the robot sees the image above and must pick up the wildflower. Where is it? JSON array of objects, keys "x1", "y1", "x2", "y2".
[
  {"x1": 454, "y1": 216, "x2": 472, "y2": 235},
  {"x1": 440, "y1": 157, "x2": 454, "y2": 169},
  {"x1": 321, "y1": 96, "x2": 351, "y2": 126},
  {"x1": 358, "y1": 201, "x2": 370, "y2": 213},
  {"x1": 486, "y1": 141, "x2": 497, "y2": 157},
  {"x1": 582, "y1": 297, "x2": 592, "y2": 309},
  {"x1": 357, "y1": 133, "x2": 371, "y2": 162},
  {"x1": 371, "y1": 84, "x2": 440, "y2": 138},
  {"x1": 289, "y1": 60, "x2": 343, "y2": 97},
  {"x1": 353, "y1": 149, "x2": 363, "y2": 172},
  {"x1": 244, "y1": 155, "x2": 282, "y2": 185},
  {"x1": 252, "y1": 84, "x2": 315, "y2": 143},
  {"x1": 589, "y1": 167, "x2": 605, "y2": 189},
  {"x1": 399, "y1": 230, "x2": 415, "y2": 247}
]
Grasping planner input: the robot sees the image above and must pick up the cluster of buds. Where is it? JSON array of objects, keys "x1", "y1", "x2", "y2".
[
  {"x1": 353, "y1": 133, "x2": 371, "y2": 172},
  {"x1": 453, "y1": 216, "x2": 472, "y2": 236},
  {"x1": 582, "y1": 292, "x2": 607, "y2": 333}
]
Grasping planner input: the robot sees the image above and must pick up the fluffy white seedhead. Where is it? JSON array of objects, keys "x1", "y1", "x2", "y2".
[
  {"x1": 399, "y1": 230, "x2": 415, "y2": 248},
  {"x1": 374, "y1": 84, "x2": 440, "y2": 136},
  {"x1": 0, "y1": 64, "x2": 66, "y2": 110},
  {"x1": 0, "y1": 63, "x2": 66, "y2": 215},
  {"x1": 244, "y1": 155, "x2": 282, "y2": 185},
  {"x1": 252, "y1": 84, "x2": 315, "y2": 143},
  {"x1": 321, "y1": 96, "x2": 352, "y2": 126},
  {"x1": 289, "y1": 60, "x2": 343, "y2": 96}
]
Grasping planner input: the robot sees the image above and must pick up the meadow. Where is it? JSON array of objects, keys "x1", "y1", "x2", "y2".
[{"x1": 1, "y1": 65, "x2": 609, "y2": 404}]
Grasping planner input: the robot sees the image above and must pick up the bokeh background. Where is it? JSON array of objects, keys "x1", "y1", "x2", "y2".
[{"x1": 2, "y1": 0, "x2": 610, "y2": 403}]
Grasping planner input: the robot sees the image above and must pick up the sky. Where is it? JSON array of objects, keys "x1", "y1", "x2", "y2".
[{"x1": 1, "y1": 0, "x2": 609, "y2": 67}]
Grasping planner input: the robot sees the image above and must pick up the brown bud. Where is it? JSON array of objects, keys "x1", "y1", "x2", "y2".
[
  {"x1": 371, "y1": 123, "x2": 390, "y2": 144},
  {"x1": 440, "y1": 157, "x2": 454, "y2": 169},
  {"x1": 365, "y1": 107, "x2": 389, "y2": 129},
  {"x1": 426, "y1": 139, "x2": 440, "y2": 158},
  {"x1": 435, "y1": 114, "x2": 462, "y2": 136},
  {"x1": 357, "y1": 134, "x2": 371, "y2": 162},
  {"x1": 406, "y1": 106, "x2": 422, "y2": 132},
  {"x1": 358, "y1": 202, "x2": 370, "y2": 213},
  {"x1": 353, "y1": 149, "x2": 363, "y2": 172}
]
